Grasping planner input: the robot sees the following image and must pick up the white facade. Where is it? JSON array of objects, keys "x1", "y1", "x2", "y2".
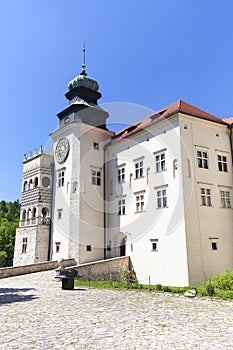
[{"x1": 13, "y1": 69, "x2": 233, "y2": 286}]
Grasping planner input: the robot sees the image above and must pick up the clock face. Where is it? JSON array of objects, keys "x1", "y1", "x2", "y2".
[{"x1": 55, "y1": 138, "x2": 69, "y2": 163}]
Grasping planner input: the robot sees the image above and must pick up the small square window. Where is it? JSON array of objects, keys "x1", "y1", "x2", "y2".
[
  {"x1": 57, "y1": 209, "x2": 63, "y2": 220},
  {"x1": 93, "y1": 143, "x2": 99, "y2": 150},
  {"x1": 86, "y1": 245, "x2": 92, "y2": 251},
  {"x1": 55, "y1": 242, "x2": 61, "y2": 253},
  {"x1": 150, "y1": 239, "x2": 158, "y2": 251},
  {"x1": 211, "y1": 242, "x2": 217, "y2": 250}
]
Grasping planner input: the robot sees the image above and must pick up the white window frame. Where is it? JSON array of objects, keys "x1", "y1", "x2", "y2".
[
  {"x1": 135, "y1": 192, "x2": 145, "y2": 213},
  {"x1": 220, "y1": 190, "x2": 231, "y2": 208},
  {"x1": 156, "y1": 187, "x2": 168, "y2": 209},
  {"x1": 200, "y1": 187, "x2": 212, "y2": 206},
  {"x1": 118, "y1": 167, "x2": 125, "y2": 183},
  {"x1": 118, "y1": 198, "x2": 126, "y2": 215},
  {"x1": 154, "y1": 150, "x2": 166, "y2": 173},
  {"x1": 58, "y1": 168, "x2": 65, "y2": 187},
  {"x1": 217, "y1": 155, "x2": 228, "y2": 172},
  {"x1": 135, "y1": 160, "x2": 144, "y2": 179},
  {"x1": 91, "y1": 169, "x2": 101, "y2": 186},
  {"x1": 22, "y1": 237, "x2": 28, "y2": 253},
  {"x1": 197, "y1": 150, "x2": 209, "y2": 169}
]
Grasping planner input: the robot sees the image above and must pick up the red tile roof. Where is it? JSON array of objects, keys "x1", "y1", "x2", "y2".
[
  {"x1": 223, "y1": 117, "x2": 233, "y2": 125},
  {"x1": 112, "y1": 100, "x2": 228, "y2": 142}
]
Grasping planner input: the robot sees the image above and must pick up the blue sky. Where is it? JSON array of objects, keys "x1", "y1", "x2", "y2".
[{"x1": 1, "y1": 0, "x2": 233, "y2": 201}]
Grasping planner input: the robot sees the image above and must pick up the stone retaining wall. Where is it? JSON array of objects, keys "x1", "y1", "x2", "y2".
[
  {"x1": 0, "y1": 259, "x2": 76, "y2": 279},
  {"x1": 70, "y1": 256, "x2": 131, "y2": 282}
]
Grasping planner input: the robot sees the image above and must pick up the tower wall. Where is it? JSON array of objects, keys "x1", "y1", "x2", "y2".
[{"x1": 13, "y1": 150, "x2": 54, "y2": 266}]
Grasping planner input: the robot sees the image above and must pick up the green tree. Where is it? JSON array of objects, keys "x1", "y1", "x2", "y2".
[{"x1": 0, "y1": 200, "x2": 20, "y2": 267}]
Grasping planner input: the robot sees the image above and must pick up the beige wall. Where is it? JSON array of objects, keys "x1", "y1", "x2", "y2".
[{"x1": 180, "y1": 114, "x2": 233, "y2": 285}]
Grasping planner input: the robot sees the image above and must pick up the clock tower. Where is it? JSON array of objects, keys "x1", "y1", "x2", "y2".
[{"x1": 50, "y1": 53, "x2": 113, "y2": 263}]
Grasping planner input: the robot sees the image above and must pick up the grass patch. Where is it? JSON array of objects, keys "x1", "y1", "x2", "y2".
[
  {"x1": 74, "y1": 269, "x2": 233, "y2": 299},
  {"x1": 74, "y1": 280, "x2": 125, "y2": 289}
]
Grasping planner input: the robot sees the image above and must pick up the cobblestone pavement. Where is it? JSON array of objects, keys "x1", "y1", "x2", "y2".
[{"x1": 0, "y1": 270, "x2": 233, "y2": 350}]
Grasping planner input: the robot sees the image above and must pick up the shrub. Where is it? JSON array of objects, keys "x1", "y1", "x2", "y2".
[
  {"x1": 122, "y1": 268, "x2": 138, "y2": 288},
  {"x1": 155, "y1": 284, "x2": 163, "y2": 291},
  {"x1": 210, "y1": 269, "x2": 233, "y2": 290},
  {"x1": 206, "y1": 282, "x2": 215, "y2": 296}
]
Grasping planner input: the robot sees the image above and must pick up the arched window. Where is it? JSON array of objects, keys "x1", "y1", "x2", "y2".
[
  {"x1": 42, "y1": 207, "x2": 49, "y2": 218},
  {"x1": 32, "y1": 207, "x2": 36, "y2": 218},
  {"x1": 27, "y1": 208, "x2": 31, "y2": 220},
  {"x1": 34, "y1": 177, "x2": 38, "y2": 188},
  {"x1": 23, "y1": 181, "x2": 28, "y2": 192},
  {"x1": 29, "y1": 179, "x2": 33, "y2": 190},
  {"x1": 42, "y1": 176, "x2": 50, "y2": 188},
  {"x1": 22, "y1": 210, "x2": 26, "y2": 221}
]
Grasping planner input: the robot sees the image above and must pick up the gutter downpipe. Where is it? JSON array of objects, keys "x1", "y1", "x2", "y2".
[
  {"x1": 103, "y1": 140, "x2": 110, "y2": 260},
  {"x1": 229, "y1": 123, "x2": 233, "y2": 167}
]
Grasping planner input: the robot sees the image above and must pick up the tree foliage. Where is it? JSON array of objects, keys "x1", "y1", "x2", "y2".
[{"x1": 0, "y1": 200, "x2": 20, "y2": 267}]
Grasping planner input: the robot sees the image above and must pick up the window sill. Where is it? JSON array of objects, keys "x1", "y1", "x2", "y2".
[
  {"x1": 134, "y1": 211, "x2": 146, "y2": 214},
  {"x1": 156, "y1": 206, "x2": 168, "y2": 210},
  {"x1": 155, "y1": 169, "x2": 167, "y2": 174},
  {"x1": 134, "y1": 176, "x2": 145, "y2": 180}
]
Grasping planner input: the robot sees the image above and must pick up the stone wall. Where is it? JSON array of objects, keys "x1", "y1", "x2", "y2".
[
  {"x1": 70, "y1": 256, "x2": 131, "y2": 282},
  {"x1": 0, "y1": 259, "x2": 76, "y2": 279}
]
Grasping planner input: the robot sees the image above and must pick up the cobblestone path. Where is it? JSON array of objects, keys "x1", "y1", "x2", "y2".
[{"x1": 0, "y1": 270, "x2": 233, "y2": 349}]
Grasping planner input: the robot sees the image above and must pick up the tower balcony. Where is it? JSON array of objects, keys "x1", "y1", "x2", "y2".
[{"x1": 20, "y1": 217, "x2": 50, "y2": 227}]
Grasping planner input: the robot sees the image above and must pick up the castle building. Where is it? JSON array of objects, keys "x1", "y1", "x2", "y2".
[{"x1": 13, "y1": 59, "x2": 233, "y2": 286}]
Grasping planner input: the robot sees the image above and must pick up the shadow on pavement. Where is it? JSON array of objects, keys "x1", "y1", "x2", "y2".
[{"x1": 0, "y1": 287, "x2": 38, "y2": 305}]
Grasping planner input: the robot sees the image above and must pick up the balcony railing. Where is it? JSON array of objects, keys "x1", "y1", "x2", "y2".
[{"x1": 20, "y1": 217, "x2": 50, "y2": 227}]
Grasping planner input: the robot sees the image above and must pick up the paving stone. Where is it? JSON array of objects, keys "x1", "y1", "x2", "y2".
[{"x1": 0, "y1": 270, "x2": 233, "y2": 349}]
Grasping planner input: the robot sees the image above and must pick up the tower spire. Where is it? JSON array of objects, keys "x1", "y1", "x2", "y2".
[{"x1": 81, "y1": 42, "x2": 87, "y2": 76}]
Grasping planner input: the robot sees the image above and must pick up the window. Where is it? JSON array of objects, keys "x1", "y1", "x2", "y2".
[
  {"x1": 42, "y1": 176, "x2": 50, "y2": 188},
  {"x1": 23, "y1": 181, "x2": 28, "y2": 192},
  {"x1": 209, "y1": 238, "x2": 218, "y2": 251},
  {"x1": 22, "y1": 237, "x2": 27, "y2": 253},
  {"x1": 91, "y1": 170, "x2": 101, "y2": 186},
  {"x1": 211, "y1": 242, "x2": 217, "y2": 250},
  {"x1": 93, "y1": 142, "x2": 99, "y2": 150},
  {"x1": 57, "y1": 209, "x2": 63, "y2": 219},
  {"x1": 34, "y1": 177, "x2": 38, "y2": 188},
  {"x1": 200, "y1": 188, "x2": 212, "y2": 206},
  {"x1": 135, "y1": 161, "x2": 144, "y2": 178},
  {"x1": 118, "y1": 167, "x2": 125, "y2": 183},
  {"x1": 157, "y1": 188, "x2": 167, "y2": 208},
  {"x1": 220, "y1": 191, "x2": 231, "y2": 208},
  {"x1": 55, "y1": 242, "x2": 61, "y2": 253},
  {"x1": 118, "y1": 198, "x2": 126, "y2": 215},
  {"x1": 155, "y1": 152, "x2": 166, "y2": 172},
  {"x1": 197, "y1": 151, "x2": 209, "y2": 169},
  {"x1": 58, "y1": 168, "x2": 65, "y2": 187},
  {"x1": 150, "y1": 239, "x2": 158, "y2": 251},
  {"x1": 86, "y1": 245, "x2": 92, "y2": 251},
  {"x1": 136, "y1": 193, "x2": 144, "y2": 213},
  {"x1": 217, "y1": 155, "x2": 228, "y2": 172}
]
